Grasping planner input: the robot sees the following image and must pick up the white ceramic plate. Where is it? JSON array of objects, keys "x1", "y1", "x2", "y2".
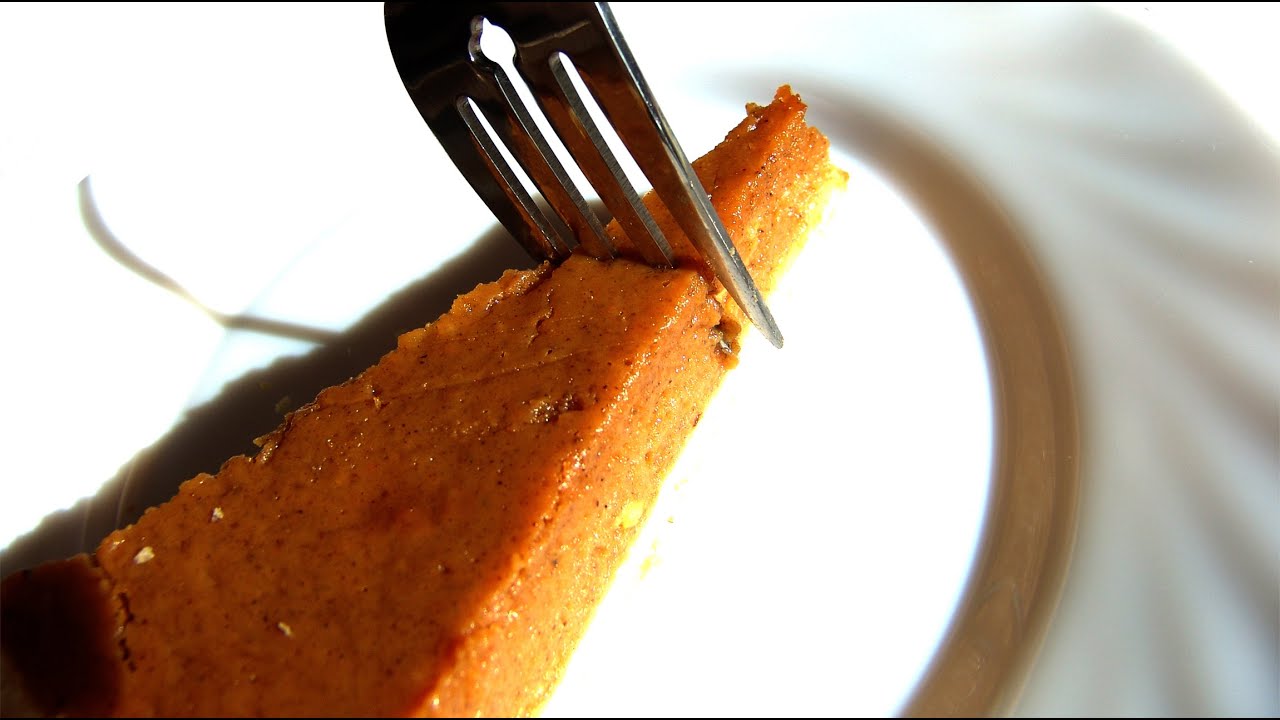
[{"x1": 1, "y1": 3, "x2": 1275, "y2": 716}]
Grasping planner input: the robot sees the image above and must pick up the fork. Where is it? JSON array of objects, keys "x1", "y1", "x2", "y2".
[{"x1": 384, "y1": 1, "x2": 783, "y2": 348}]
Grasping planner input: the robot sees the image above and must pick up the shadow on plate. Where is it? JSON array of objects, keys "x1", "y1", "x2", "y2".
[{"x1": 0, "y1": 183, "x2": 537, "y2": 576}]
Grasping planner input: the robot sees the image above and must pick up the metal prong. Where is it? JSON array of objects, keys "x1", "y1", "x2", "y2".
[
  {"x1": 452, "y1": 96, "x2": 569, "y2": 261},
  {"x1": 511, "y1": 41, "x2": 675, "y2": 269},
  {"x1": 468, "y1": 20, "x2": 617, "y2": 260},
  {"x1": 492, "y1": 1, "x2": 783, "y2": 347},
  {"x1": 581, "y1": 3, "x2": 784, "y2": 347},
  {"x1": 546, "y1": 53, "x2": 675, "y2": 268}
]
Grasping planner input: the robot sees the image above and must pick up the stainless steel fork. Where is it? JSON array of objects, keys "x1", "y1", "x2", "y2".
[{"x1": 384, "y1": 1, "x2": 783, "y2": 348}]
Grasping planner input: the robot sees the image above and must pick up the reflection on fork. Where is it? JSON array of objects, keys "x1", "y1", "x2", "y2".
[{"x1": 384, "y1": 1, "x2": 784, "y2": 347}]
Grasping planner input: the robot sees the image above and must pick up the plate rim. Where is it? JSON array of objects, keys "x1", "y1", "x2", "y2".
[{"x1": 822, "y1": 98, "x2": 1082, "y2": 717}]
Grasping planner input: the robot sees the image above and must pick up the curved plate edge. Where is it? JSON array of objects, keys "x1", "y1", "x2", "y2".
[{"x1": 822, "y1": 97, "x2": 1081, "y2": 718}]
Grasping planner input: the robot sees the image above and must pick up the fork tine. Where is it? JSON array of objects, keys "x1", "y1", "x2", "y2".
[
  {"x1": 491, "y1": 2, "x2": 783, "y2": 347},
  {"x1": 467, "y1": 41, "x2": 618, "y2": 261},
  {"x1": 575, "y1": 4, "x2": 784, "y2": 348},
  {"x1": 385, "y1": 3, "x2": 569, "y2": 262},
  {"x1": 514, "y1": 50, "x2": 677, "y2": 268},
  {"x1": 449, "y1": 89, "x2": 571, "y2": 262}
]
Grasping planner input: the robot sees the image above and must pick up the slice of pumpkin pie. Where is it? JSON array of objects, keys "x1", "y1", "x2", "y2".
[{"x1": 1, "y1": 86, "x2": 846, "y2": 717}]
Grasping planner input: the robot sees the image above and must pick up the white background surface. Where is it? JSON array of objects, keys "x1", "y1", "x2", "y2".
[{"x1": 1, "y1": 3, "x2": 1276, "y2": 716}]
